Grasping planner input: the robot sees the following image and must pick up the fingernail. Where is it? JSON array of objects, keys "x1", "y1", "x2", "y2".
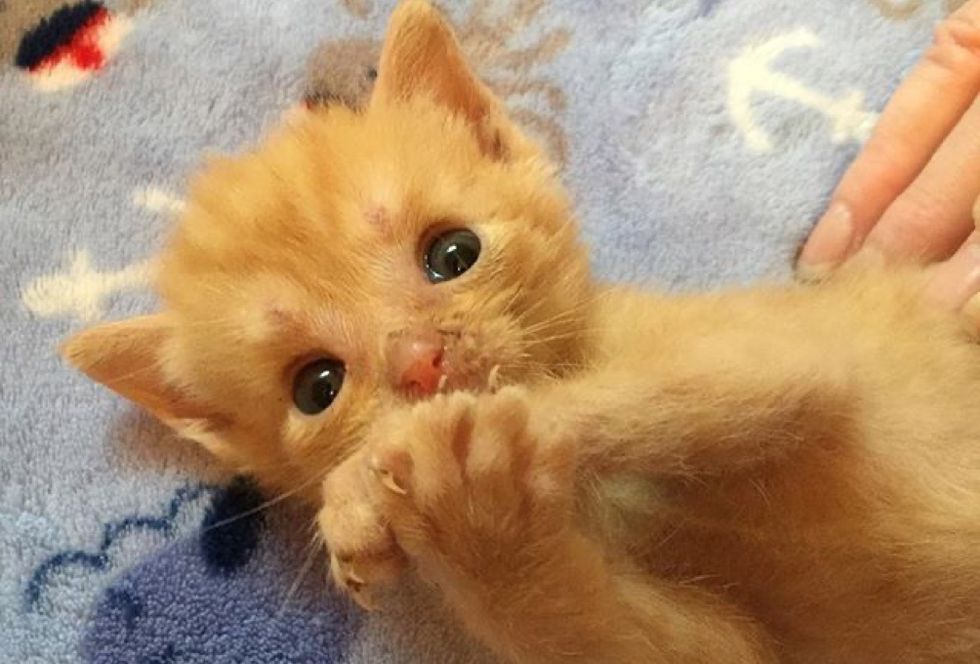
[
  {"x1": 797, "y1": 203, "x2": 855, "y2": 278},
  {"x1": 926, "y1": 239, "x2": 980, "y2": 310},
  {"x1": 954, "y1": 242, "x2": 980, "y2": 305},
  {"x1": 961, "y1": 291, "x2": 980, "y2": 326}
]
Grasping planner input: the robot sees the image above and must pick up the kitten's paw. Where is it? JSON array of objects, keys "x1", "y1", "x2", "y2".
[
  {"x1": 366, "y1": 387, "x2": 577, "y2": 589},
  {"x1": 318, "y1": 446, "x2": 407, "y2": 610}
]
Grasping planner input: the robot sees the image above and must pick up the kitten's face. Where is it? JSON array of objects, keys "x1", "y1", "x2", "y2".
[{"x1": 63, "y1": 0, "x2": 592, "y2": 497}]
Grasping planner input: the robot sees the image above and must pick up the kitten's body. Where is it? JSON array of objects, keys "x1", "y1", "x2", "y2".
[
  {"x1": 574, "y1": 274, "x2": 980, "y2": 662},
  {"x1": 63, "y1": 2, "x2": 980, "y2": 662}
]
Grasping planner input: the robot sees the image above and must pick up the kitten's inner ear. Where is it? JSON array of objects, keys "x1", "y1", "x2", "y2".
[
  {"x1": 372, "y1": 0, "x2": 510, "y2": 158},
  {"x1": 61, "y1": 314, "x2": 216, "y2": 426}
]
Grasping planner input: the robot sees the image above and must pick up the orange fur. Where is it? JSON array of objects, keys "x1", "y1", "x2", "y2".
[{"x1": 63, "y1": 1, "x2": 980, "y2": 662}]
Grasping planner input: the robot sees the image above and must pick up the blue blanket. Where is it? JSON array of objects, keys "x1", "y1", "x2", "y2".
[{"x1": 0, "y1": 0, "x2": 947, "y2": 661}]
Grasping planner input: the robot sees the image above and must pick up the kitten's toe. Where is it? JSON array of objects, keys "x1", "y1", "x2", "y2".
[
  {"x1": 367, "y1": 392, "x2": 477, "y2": 508},
  {"x1": 467, "y1": 386, "x2": 577, "y2": 520},
  {"x1": 330, "y1": 552, "x2": 373, "y2": 609},
  {"x1": 319, "y1": 448, "x2": 408, "y2": 608},
  {"x1": 329, "y1": 546, "x2": 406, "y2": 610}
]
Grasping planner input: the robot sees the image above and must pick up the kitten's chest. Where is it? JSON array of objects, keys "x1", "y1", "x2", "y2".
[
  {"x1": 577, "y1": 462, "x2": 879, "y2": 606},
  {"x1": 576, "y1": 472, "x2": 674, "y2": 559}
]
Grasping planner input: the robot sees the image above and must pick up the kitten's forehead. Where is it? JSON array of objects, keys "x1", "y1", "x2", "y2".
[
  {"x1": 352, "y1": 162, "x2": 435, "y2": 240},
  {"x1": 165, "y1": 99, "x2": 549, "y2": 346},
  {"x1": 230, "y1": 263, "x2": 425, "y2": 351},
  {"x1": 363, "y1": 204, "x2": 391, "y2": 236}
]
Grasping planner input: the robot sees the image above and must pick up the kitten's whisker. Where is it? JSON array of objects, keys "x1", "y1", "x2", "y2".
[
  {"x1": 516, "y1": 292, "x2": 608, "y2": 336},
  {"x1": 502, "y1": 360, "x2": 583, "y2": 371},
  {"x1": 521, "y1": 321, "x2": 606, "y2": 337},
  {"x1": 521, "y1": 320, "x2": 606, "y2": 337},
  {"x1": 503, "y1": 285, "x2": 524, "y2": 312},
  {"x1": 518, "y1": 327, "x2": 606, "y2": 358},
  {"x1": 278, "y1": 526, "x2": 324, "y2": 618},
  {"x1": 198, "y1": 471, "x2": 325, "y2": 534}
]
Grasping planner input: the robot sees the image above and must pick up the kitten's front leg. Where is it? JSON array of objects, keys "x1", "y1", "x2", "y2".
[{"x1": 330, "y1": 388, "x2": 775, "y2": 664}]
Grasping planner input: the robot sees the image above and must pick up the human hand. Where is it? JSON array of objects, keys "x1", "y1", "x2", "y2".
[{"x1": 798, "y1": 1, "x2": 980, "y2": 313}]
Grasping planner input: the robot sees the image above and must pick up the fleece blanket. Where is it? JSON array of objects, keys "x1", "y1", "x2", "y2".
[{"x1": 0, "y1": 0, "x2": 954, "y2": 661}]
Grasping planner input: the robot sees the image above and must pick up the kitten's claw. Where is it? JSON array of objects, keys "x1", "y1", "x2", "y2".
[
  {"x1": 330, "y1": 553, "x2": 378, "y2": 611},
  {"x1": 349, "y1": 585, "x2": 376, "y2": 611},
  {"x1": 373, "y1": 466, "x2": 408, "y2": 495},
  {"x1": 487, "y1": 364, "x2": 501, "y2": 393}
]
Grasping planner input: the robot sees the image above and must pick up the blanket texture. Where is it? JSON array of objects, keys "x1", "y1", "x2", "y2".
[{"x1": 0, "y1": 0, "x2": 951, "y2": 661}]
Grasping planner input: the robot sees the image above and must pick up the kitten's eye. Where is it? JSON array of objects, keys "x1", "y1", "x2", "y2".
[
  {"x1": 292, "y1": 358, "x2": 345, "y2": 415},
  {"x1": 423, "y1": 228, "x2": 481, "y2": 283}
]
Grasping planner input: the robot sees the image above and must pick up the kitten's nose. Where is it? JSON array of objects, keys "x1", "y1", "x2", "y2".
[{"x1": 387, "y1": 328, "x2": 445, "y2": 397}]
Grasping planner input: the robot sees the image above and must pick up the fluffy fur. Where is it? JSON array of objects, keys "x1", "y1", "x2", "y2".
[{"x1": 63, "y1": 2, "x2": 980, "y2": 662}]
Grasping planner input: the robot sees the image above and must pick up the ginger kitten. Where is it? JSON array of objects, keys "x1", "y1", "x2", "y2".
[{"x1": 64, "y1": 2, "x2": 980, "y2": 662}]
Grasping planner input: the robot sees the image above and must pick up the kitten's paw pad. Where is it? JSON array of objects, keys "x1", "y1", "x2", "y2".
[
  {"x1": 319, "y1": 449, "x2": 407, "y2": 609},
  {"x1": 367, "y1": 387, "x2": 576, "y2": 578}
]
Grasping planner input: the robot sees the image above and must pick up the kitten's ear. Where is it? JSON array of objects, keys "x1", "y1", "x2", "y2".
[
  {"x1": 372, "y1": 0, "x2": 516, "y2": 158},
  {"x1": 61, "y1": 315, "x2": 229, "y2": 452}
]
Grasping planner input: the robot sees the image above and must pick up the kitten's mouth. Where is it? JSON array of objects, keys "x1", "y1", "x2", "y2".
[
  {"x1": 389, "y1": 326, "x2": 507, "y2": 401},
  {"x1": 433, "y1": 336, "x2": 505, "y2": 395},
  {"x1": 402, "y1": 359, "x2": 501, "y2": 402}
]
